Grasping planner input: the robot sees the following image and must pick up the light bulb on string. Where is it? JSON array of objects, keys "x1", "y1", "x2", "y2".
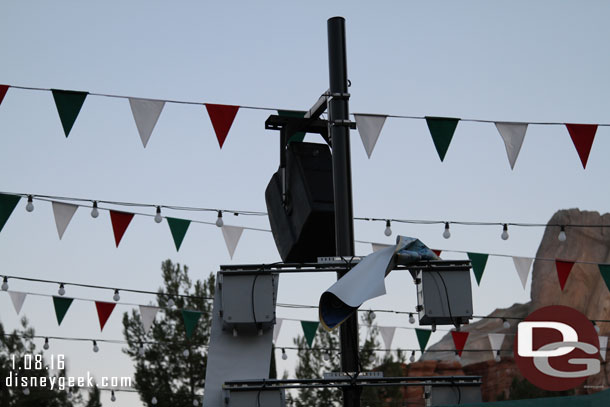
[
  {"x1": 67, "y1": 389, "x2": 72, "y2": 399},
  {"x1": 442, "y1": 222, "x2": 451, "y2": 239},
  {"x1": 58, "y1": 283, "x2": 65, "y2": 296},
  {"x1": 91, "y1": 201, "x2": 99, "y2": 218},
  {"x1": 593, "y1": 321, "x2": 600, "y2": 334},
  {"x1": 408, "y1": 313, "x2": 415, "y2": 324},
  {"x1": 323, "y1": 353, "x2": 330, "y2": 361},
  {"x1": 409, "y1": 351, "x2": 416, "y2": 363},
  {"x1": 152, "y1": 397, "x2": 158, "y2": 405},
  {"x1": 281, "y1": 348, "x2": 288, "y2": 360},
  {"x1": 113, "y1": 289, "x2": 120, "y2": 302},
  {"x1": 384, "y1": 220, "x2": 392, "y2": 237},
  {"x1": 25, "y1": 195, "x2": 34, "y2": 212},
  {"x1": 110, "y1": 390, "x2": 116, "y2": 402},
  {"x1": 501, "y1": 224, "x2": 509, "y2": 241},
  {"x1": 92, "y1": 341, "x2": 99, "y2": 353},
  {"x1": 455, "y1": 351, "x2": 461, "y2": 362},
  {"x1": 502, "y1": 319, "x2": 510, "y2": 329},
  {"x1": 431, "y1": 323, "x2": 436, "y2": 333},
  {"x1": 558, "y1": 226, "x2": 567, "y2": 242},
  {"x1": 215, "y1": 211, "x2": 224, "y2": 227},
  {"x1": 369, "y1": 310, "x2": 376, "y2": 319},
  {"x1": 2, "y1": 276, "x2": 8, "y2": 291},
  {"x1": 139, "y1": 343, "x2": 145, "y2": 357},
  {"x1": 183, "y1": 349, "x2": 190, "y2": 357},
  {"x1": 154, "y1": 206, "x2": 163, "y2": 223},
  {"x1": 495, "y1": 351, "x2": 501, "y2": 362},
  {"x1": 43, "y1": 337, "x2": 50, "y2": 350},
  {"x1": 23, "y1": 388, "x2": 30, "y2": 396},
  {"x1": 167, "y1": 297, "x2": 175, "y2": 308},
  {"x1": 193, "y1": 399, "x2": 199, "y2": 406}
]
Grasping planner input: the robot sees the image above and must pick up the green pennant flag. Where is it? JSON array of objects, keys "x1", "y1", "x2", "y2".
[
  {"x1": 415, "y1": 328, "x2": 432, "y2": 352},
  {"x1": 51, "y1": 89, "x2": 88, "y2": 137},
  {"x1": 52, "y1": 296, "x2": 74, "y2": 326},
  {"x1": 167, "y1": 217, "x2": 191, "y2": 251},
  {"x1": 425, "y1": 116, "x2": 460, "y2": 161},
  {"x1": 182, "y1": 310, "x2": 202, "y2": 339},
  {"x1": 0, "y1": 194, "x2": 20, "y2": 233},
  {"x1": 278, "y1": 110, "x2": 307, "y2": 143},
  {"x1": 468, "y1": 252, "x2": 489, "y2": 285},
  {"x1": 301, "y1": 320, "x2": 319, "y2": 348},
  {"x1": 599, "y1": 264, "x2": 610, "y2": 292}
]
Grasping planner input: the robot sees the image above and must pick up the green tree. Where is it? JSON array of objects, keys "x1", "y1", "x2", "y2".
[
  {"x1": 122, "y1": 260, "x2": 215, "y2": 406},
  {"x1": 0, "y1": 317, "x2": 82, "y2": 407},
  {"x1": 84, "y1": 385, "x2": 102, "y2": 407},
  {"x1": 290, "y1": 312, "x2": 406, "y2": 407}
]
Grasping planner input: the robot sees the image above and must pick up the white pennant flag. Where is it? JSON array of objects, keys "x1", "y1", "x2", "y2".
[
  {"x1": 600, "y1": 336, "x2": 608, "y2": 361},
  {"x1": 273, "y1": 318, "x2": 283, "y2": 343},
  {"x1": 512, "y1": 257, "x2": 533, "y2": 289},
  {"x1": 129, "y1": 98, "x2": 165, "y2": 148},
  {"x1": 9, "y1": 291, "x2": 27, "y2": 314},
  {"x1": 488, "y1": 333, "x2": 506, "y2": 358},
  {"x1": 52, "y1": 202, "x2": 78, "y2": 239},
  {"x1": 222, "y1": 225, "x2": 244, "y2": 259},
  {"x1": 139, "y1": 305, "x2": 160, "y2": 334},
  {"x1": 354, "y1": 114, "x2": 387, "y2": 158},
  {"x1": 495, "y1": 122, "x2": 528, "y2": 170},
  {"x1": 379, "y1": 326, "x2": 396, "y2": 350},
  {"x1": 371, "y1": 243, "x2": 392, "y2": 253}
]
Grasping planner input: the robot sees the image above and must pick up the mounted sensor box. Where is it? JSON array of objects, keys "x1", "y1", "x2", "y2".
[
  {"x1": 415, "y1": 269, "x2": 473, "y2": 326},
  {"x1": 223, "y1": 388, "x2": 286, "y2": 407},
  {"x1": 218, "y1": 272, "x2": 278, "y2": 335}
]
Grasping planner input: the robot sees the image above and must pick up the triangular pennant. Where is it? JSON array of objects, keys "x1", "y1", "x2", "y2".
[
  {"x1": 0, "y1": 194, "x2": 21, "y2": 233},
  {"x1": 301, "y1": 320, "x2": 319, "y2": 348},
  {"x1": 277, "y1": 110, "x2": 307, "y2": 143},
  {"x1": 599, "y1": 336, "x2": 608, "y2": 361},
  {"x1": 9, "y1": 291, "x2": 27, "y2": 314},
  {"x1": 273, "y1": 318, "x2": 283, "y2": 343},
  {"x1": 495, "y1": 122, "x2": 528, "y2": 170},
  {"x1": 95, "y1": 301, "x2": 117, "y2": 331},
  {"x1": 451, "y1": 331, "x2": 469, "y2": 356},
  {"x1": 425, "y1": 116, "x2": 460, "y2": 162},
  {"x1": 51, "y1": 89, "x2": 88, "y2": 137},
  {"x1": 415, "y1": 329, "x2": 432, "y2": 352},
  {"x1": 371, "y1": 243, "x2": 392, "y2": 253},
  {"x1": 221, "y1": 225, "x2": 244, "y2": 259},
  {"x1": 0, "y1": 85, "x2": 9, "y2": 105},
  {"x1": 51, "y1": 201, "x2": 78, "y2": 239},
  {"x1": 166, "y1": 217, "x2": 191, "y2": 251},
  {"x1": 205, "y1": 104, "x2": 240, "y2": 148},
  {"x1": 379, "y1": 326, "x2": 396, "y2": 350},
  {"x1": 555, "y1": 260, "x2": 575, "y2": 291},
  {"x1": 467, "y1": 252, "x2": 489, "y2": 285},
  {"x1": 109, "y1": 210, "x2": 135, "y2": 247},
  {"x1": 487, "y1": 333, "x2": 505, "y2": 358},
  {"x1": 139, "y1": 305, "x2": 159, "y2": 334},
  {"x1": 599, "y1": 264, "x2": 610, "y2": 292},
  {"x1": 182, "y1": 310, "x2": 202, "y2": 339},
  {"x1": 432, "y1": 249, "x2": 442, "y2": 257},
  {"x1": 512, "y1": 257, "x2": 533, "y2": 289},
  {"x1": 52, "y1": 296, "x2": 74, "y2": 326},
  {"x1": 354, "y1": 114, "x2": 387, "y2": 158},
  {"x1": 565, "y1": 123, "x2": 598, "y2": 169},
  {"x1": 128, "y1": 98, "x2": 165, "y2": 148}
]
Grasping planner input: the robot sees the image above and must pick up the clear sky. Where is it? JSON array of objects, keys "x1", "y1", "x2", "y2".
[{"x1": 1, "y1": 1, "x2": 609, "y2": 406}]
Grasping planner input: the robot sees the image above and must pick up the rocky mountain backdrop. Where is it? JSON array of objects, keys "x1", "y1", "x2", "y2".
[{"x1": 414, "y1": 209, "x2": 610, "y2": 401}]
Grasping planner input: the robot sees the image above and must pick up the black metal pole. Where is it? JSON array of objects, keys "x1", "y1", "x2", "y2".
[{"x1": 327, "y1": 16, "x2": 360, "y2": 407}]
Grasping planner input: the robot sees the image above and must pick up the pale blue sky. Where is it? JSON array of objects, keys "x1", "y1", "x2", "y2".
[{"x1": 1, "y1": 1, "x2": 609, "y2": 405}]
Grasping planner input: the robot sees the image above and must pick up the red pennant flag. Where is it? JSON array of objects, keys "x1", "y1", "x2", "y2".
[
  {"x1": 555, "y1": 260, "x2": 575, "y2": 291},
  {"x1": 95, "y1": 301, "x2": 116, "y2": 331},
  {"x1": 451, "y1": 331, "x2": 469, "y2": 356},
  {"x1": 109, "y1": 210, "x2": 134, "y2": 247},
  {"x1": 204, "y1": 103, "x2": 240, "y2": 148},
  {"x1": 565, "y1": 124, "x2": 598, "y2": 169},
  {"x1": 0, "y1": 85, "x2": 8, "y2": 105},
  {"x1": 432, "y1": 249, "x2": 442, "y2": 257}
]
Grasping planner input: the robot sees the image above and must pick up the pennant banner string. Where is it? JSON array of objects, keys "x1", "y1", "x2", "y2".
[{"x1": 6, "y1": 84, "x2": 610, "y2": 126}]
